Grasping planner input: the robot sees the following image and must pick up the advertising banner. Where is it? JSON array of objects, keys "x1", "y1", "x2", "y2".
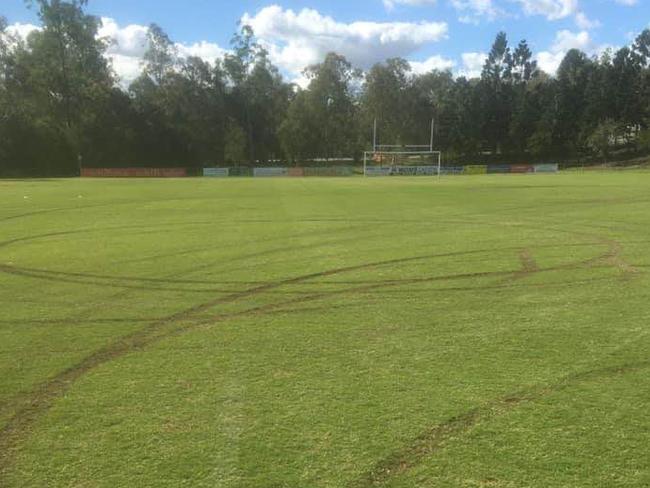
[
  {"x1": 203, "y1": 168, "x2": 229, "y2": 177},
  {"x1": 81, "y1": 168, "x2": 187, "y2": 177},
  {"x1": 365, "y1": 167, "x2": 392, "y2": 176},
  {"x1": 511, "y1": 164, "x2": 535, "y2": 174},
  {"x1": 253, "y1": 167, "x2": 289, "y2": 177},
  {"x1": 288, "y1": 167, "x2": 305, "y2": 177},
  {"x1": 534, "y1": 163, "x2": 559, "y2": 173}
]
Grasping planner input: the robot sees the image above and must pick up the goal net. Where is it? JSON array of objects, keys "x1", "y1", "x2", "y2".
[{"x1": 363, "y1": 149, "x2": 442, "y2": 177}]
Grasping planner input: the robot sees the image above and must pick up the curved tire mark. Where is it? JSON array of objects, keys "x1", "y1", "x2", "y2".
[{"x1": 351, "y1": 360, "x2": 650, "y2": 488}]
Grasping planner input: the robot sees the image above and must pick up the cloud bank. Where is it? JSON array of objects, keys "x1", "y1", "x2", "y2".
[
  {"x1": 5, "y1": 0, "x2": 640, "y2": 87},
  {"x1": 241, "y1": 5, "x2": 448, "y2": 80}
]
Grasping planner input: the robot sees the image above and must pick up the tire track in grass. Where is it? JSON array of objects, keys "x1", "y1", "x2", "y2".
[
  {"x1": 0, "y1": 238, "x2": 635, "y2": 413},
  {"x1": 348, "y1": 237, "x2": 642, "y2": 488},
  {"x1": 0, "y1": 223, "x2": 383, "y2": 429},
  {"x1": 0, "y1": 317, "x2": 166, "y2": 327},
  {"x1": 0, "y1": 233, "x2": 641, "y2": 481},
  {"x1": 0, "y1": 240, "x2": 627, "y2": 292},
  {"x1": 1, "y1": 253, "x2": 479, "y2": 480},
  {"x1": 350, "y1": 360, "x2": 650, "y2": 488},
  {"x1": 0, "y1": 265, "x2": 249, "y2": 294},
  {"x1": 0, "y1": 221, "x2": 383, "y2": 294},
  {"x1": 0, "y1": 196, "x2": 280, "y2": 224}
]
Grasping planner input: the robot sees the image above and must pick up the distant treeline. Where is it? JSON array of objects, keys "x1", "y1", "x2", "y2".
[{"x1": 1, "y1": 1, "x2": 650, "y2": 176}]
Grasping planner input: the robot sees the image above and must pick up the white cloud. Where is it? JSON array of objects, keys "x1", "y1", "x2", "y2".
[
  {"x1": 536, "y1": 50, "x2": 566, "y2": 74},
  {"x1": 105, "y1": 53, "x2": 143, "y2": 85},
  {"x1": 383, "y1": 0, "x2": 502, "y2": 23},
  {"x1": 459, "y1": 51, "x2": 487, "y2": 77},
  {"x1": 6, "y1": 11, "x2": 453, "y2": 88},
  {"x1": 450, "y1": 0, "x2": 500, "y2": 23},
  {"x1": 513, "y1": 0, "x2": 579, "y2": 20},
  {"x1": 614, "y1": 0, "x2": 638, "y2": 5},
  {"x1": 175, "y1": 41, "x2": 227, "y2": 61},
  {"x1": 6, "y1": 18, "x2": 227, "y2": 87},
  {"x1": 513, "y1": 1, "x2": 606, "y2": 32},
  {"x1": 537, "y1": 30, "x2": 587, "y2": 73},
  {"x1": 242, "y1": 5, "x2": 448, "y2": 79},
  {"x1": 536, "y1": 29, "x2": 613, "y2": 74},
  {"x1": 551, "y1": 29, "x2": 593, "y2": 52},
  {"x1": 575, "y1": 12, "x2": 600, "y2": 30},
  {"x1": 291, "y1": 72, "x2": 313, "y2": 89},
  {"x1": 97, "y1": 17, "x2": 226, "y2": 87},
  {"x1": 98, "y1": 17, "x2": 148, "y2": 57},
  {"x1": 97, "y1": 17, "x2": 148, "y2": 86},
  {"x1": 409, "y1": 55, "x2": 456, "y2": 74},
  {"x1": 384, "y1": 0, "x2": 438, "y2": 10},
  {"x1": 5, "y1": 22, "x2": 40, "y2": 41}
]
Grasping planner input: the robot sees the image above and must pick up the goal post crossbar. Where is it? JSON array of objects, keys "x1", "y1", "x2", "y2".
[
  {"x1": 375, "y1": 145, "x2": 432, "y2": 149},
  {"x1": 366, "y1": 151, "x2": 442, "y2": 155},
  {"x1": 372, "y1": 118, "x2": 436, "y2": 153}
]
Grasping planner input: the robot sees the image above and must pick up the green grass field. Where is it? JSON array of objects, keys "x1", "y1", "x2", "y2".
[{"x1": 1, "y1": 173, "x2": 649, "y2": 487}]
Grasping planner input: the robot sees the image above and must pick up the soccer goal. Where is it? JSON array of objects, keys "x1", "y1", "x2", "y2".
[{"x1": 363, "y1": 119, "x2": 442, "y2": 177}]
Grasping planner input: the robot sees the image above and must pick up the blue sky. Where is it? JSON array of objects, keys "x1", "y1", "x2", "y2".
[{"x1": 3, "y1": 0, "x2": 648, "y2": 85}]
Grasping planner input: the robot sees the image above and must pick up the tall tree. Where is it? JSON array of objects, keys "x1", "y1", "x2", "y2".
[
  {"x1": 302, "y1": 53, "x2": 361, "y2": 159},
  {"x1": 634, "y1": 28, "x2": 650, "y2": 64},
  {"x1": 510, "y1": 40, "x2": 537, "y2": 83},
  {"x1": 142, "y1": 23, "x2": 177, "y2": 85},
  {"x1": 610, "y1": 46, "x2": 644, "y2": 127},
  {"x1": 555, "y1": 49, "x2": 593, "y2": 153},
  {"x1": 279, "y1": 90, "x2": 317, "y2": 162},
  {"x1": 362, "y1": 58, "x2": 412, "y2": 146},
  {"x1": 0, "y1": 17, "x2": 10, "y2": 169},
  {"x1": 223, "y1": 25, "x2": 264, "y2": 163},
  {"x1": 633, "y1": 29, "x2": 650, "y2": 128},
  {"x1": 509, "y1": 40, "x2": 541, "y2": 154},
  {"x1": 0, "y1": 16, "x2": 8, "y2": 75},
  {"x1": 407, "y1": 70, "x2": 456, "y2": 150},
  {"x1": 3, "y1": 0, "x2": 114, "y2": 174},
  {"x1": 481, "y1": 32, "x2": 514, "y2": 153},
  {"x1": 26, "y1": 0, "x2": 112, "y2": 130}
]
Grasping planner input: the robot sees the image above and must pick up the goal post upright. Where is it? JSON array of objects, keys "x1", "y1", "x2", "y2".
[{"x1": 373, "y1": 118, "x2": 378, "y2": 153}]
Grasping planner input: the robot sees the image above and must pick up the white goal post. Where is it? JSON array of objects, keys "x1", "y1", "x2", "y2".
[
  {"x1": 363, "y1": 119, "x2": 443, "y2": 177},
  {"x1": 363, "y1": 150, "x2": 442, "y2": 177}
]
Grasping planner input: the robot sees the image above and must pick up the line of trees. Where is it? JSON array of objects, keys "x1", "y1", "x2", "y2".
[{"x1": 1, "y1": 0, "x2": 650, "y2": 176}]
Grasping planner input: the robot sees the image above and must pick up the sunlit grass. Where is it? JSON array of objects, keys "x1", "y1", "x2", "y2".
[{"x1": 1, "y1": 173, "x2": 649, "y2": 487}]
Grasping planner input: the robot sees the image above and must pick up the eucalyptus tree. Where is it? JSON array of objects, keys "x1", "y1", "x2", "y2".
[
  {"x1": 302, "y1": 53, "x2": 361, "y2": 159},
  {"x1": 223, "y1": 25, "x2": 277, "y2": 163},
  {"x1": 408, "y1": 69, "x2": 456, "y2": 150},
  {"x1": 26, "y1": 0, "x2": 113, "y2": 130},
  {"x1": 142, "y1": 23, "x2": 177, "y2": 85},
  {"x1": 362, "y1": 58, "x2": 412, "y2": 146},
  {"x1": 5, "y1": 0, "x2": 114, "y2": 174},
  {"x1": 0, "y1": 17, "x2": 10, "y2": 170},
  {"x1": 279, "y1": 90, "x2": 316, "y2": 162},
  {"x1": 0, "y1": 16, "x2": 8, "y2": 81}
]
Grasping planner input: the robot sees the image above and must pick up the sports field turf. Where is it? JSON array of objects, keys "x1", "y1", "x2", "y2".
[{"x1": 1, "y1": 173, "x2": 649, "y2": 487}]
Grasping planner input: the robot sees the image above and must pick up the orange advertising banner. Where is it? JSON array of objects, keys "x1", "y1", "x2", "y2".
[{"x1": 81, "y1": 168, "x2": 188, "y2": 177}]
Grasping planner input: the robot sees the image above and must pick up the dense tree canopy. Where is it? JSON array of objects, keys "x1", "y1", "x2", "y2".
[{"x1": 1, "y1": 1, "x2": 650, "y2": 176}]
